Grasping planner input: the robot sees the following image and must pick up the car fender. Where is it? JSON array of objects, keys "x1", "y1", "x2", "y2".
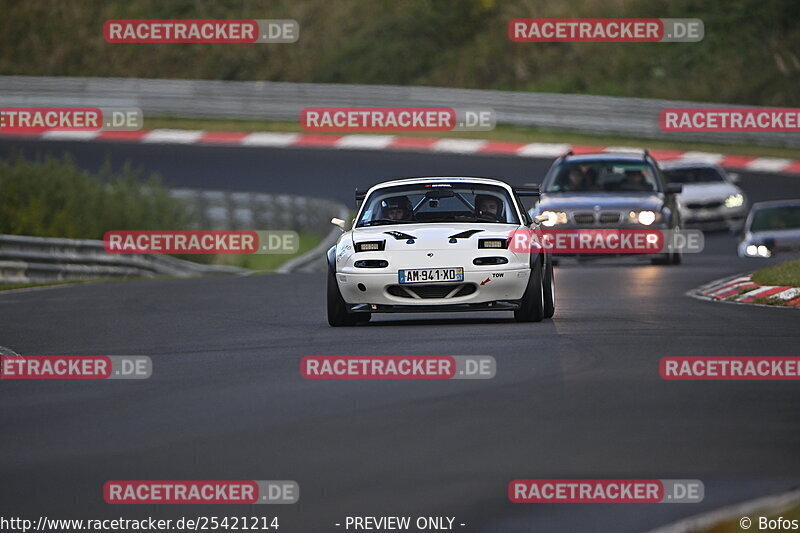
[{"x1": 327, "y1": 245, "x2": 337, "y2": 273}]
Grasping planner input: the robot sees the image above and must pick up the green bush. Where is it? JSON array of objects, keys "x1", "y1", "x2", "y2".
[{"x1": 0, "y1": 154, "x2": 194, "y2": 239}]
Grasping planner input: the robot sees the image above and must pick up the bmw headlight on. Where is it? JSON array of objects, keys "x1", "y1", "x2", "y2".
[
  {"x1": 724, "y1": 193, "x2": 744, "y2": 208},
  {"x1": 629, "y1": 210, "x2": 657, "y2": 226}
]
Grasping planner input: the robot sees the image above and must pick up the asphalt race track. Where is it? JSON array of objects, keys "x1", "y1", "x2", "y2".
[{"x1": 1, "y1": 138, "x2": 800, "y2": 532}]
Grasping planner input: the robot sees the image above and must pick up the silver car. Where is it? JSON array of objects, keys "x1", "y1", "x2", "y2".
[
  {"x1": 661, "y1": 161, "x2": 747, "y2": 231},
  {"x1": 737, "y1": 200, "x2": 800, "y2": 258},
  {"x1": 531, "y1": 150, "x2": 683, "y2": 265}
]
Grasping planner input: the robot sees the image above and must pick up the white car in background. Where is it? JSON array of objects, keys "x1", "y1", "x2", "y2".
[
  {"x1": 661, "y1": 161, "x2": 747, "y2": 230},
  {"x1": 326, "y1": 177, "x2": 555, "y2": 326},
  {"x1": 738, "y1": 200, "x2": 800, "y2": 258}
]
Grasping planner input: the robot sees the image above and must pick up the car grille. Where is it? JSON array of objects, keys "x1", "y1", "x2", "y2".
[
  {"x1": 598, "y1": 212, "x2": 621, "y2": 224},
  {"x1": 572, "y1": 211, "x2": 624, "y2": 224},
  {"x1": 387, "y1": 283, "x2": 476, "y2": 299},
  {"x1": 686, "y1": 200, "x2": 723, "y2": 210}
]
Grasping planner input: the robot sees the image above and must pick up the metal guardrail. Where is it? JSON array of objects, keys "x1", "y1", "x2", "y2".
[
  {"x1": 0, "y1": 75, "x2": 797, "y2": 148},
  {"x1": 0, "y1": 234, "x2": 248, "y2": 284},
  {"x1": 0, "y1": 190, "x2": 349, "y2": 282},
  {"x1": 276, "y1": 206, "x2": 350, "y2": 274},
  {"x1": 172, "y1": 188, "x2": 345, "y2": 235}
]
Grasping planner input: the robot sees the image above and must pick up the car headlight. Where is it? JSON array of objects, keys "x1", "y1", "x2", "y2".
[
  {"x1": 478, "y1": 238, "x2": 508, "y2": 249},
  {"x1": 354, "y1": 241, "x2": 385, "y2": 252},
  {"x1": 629, "y1": 210, "x2": 657, "y2": 226},
  {"x1": 724, "y1": 194, "x2": 744, "y2": 208},
  {"x1": 540, "y1": 211, "x2": 568, "y2": 227},
  {"x1": 745, "y1": 244, "x2": 771, "y2": 258}
]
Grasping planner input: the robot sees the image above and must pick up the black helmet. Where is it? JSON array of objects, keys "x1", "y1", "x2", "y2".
[
  {"x1": 475, "y1": 194, "x2": 503, "y2": 218},
  {"x1": 381, "y1": 196, "x2": 412, "y2": 219}
]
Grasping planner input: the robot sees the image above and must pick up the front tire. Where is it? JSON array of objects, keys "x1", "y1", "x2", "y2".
[
  {"x1": 327, "y1": 269, "x2": 356, "y2": 327},
  {"x1": 514, "y1": 258, "x2": 545, "y2": 323}
]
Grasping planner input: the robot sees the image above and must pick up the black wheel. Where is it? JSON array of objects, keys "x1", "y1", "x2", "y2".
[
  {"x1": 650, "y1": 254, "x2": 671, "y2": 265},
  {"x1": 653, "y1": 223, "x2": 683, "y2": 265},
  {"x1": 651, "y1": 248, "x2": 682, "y2": 265},
  {"x1": 543, "y1": 258, "x2": 555, "y2": 319},
  {"x1": 327, "y1": 268, "x2": 356, "y2": 327},
  {"x1": 514, "y1": 258, "x2": 545, "y2": 323}
]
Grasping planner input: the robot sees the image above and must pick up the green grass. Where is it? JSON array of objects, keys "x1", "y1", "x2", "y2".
[
  {"x1": 694, "y1": 501, "x2": 800, "y2": 532},
  {"x1": 212, "y1": 233, "x2": 323, "y2": 272},
  {"x1": 146, "y1": 117, "x2": 800, "y2": 160},
  {"x1": 752, "y1": 258, "x2": 800, "y2": 287},
  {"x1": 752, "y1": 296, "x2": 789, "y2": 306}
]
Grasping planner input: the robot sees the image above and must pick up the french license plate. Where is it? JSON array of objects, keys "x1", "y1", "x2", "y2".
[{"x1": 399, "y1": 267, "x2": 464, "y2": 284}]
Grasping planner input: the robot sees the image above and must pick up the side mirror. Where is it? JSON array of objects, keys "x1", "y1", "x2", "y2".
[
  {"x1": 331, "y1": 217, "x2": 346, "y2": 231},
  {"x1": 666, "y1": 183, "x2": 683, "y2": 194},
  {"x1": 728, "y1": 172, "x2": 741, "y2": 183}
]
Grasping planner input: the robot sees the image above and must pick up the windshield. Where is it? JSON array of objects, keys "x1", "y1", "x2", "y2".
[
  {"x1": 545, "y1": 161, "x2": 659, "y2": 193},
  {"x1": 750, "y1": 205, "x2": 800, "y2": 232},
  {"x1": 664, "y1": 167, "x2": 725, "y2": 184},
  {"x1": 356, "y1": 183, "x2": 519, "y2": 226}
]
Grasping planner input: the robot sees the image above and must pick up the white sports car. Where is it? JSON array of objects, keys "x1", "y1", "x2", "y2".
[
  {"x1": 326, "y1": 177, "x2": 555, "y2": 326},
  {"x1": 661, "y1": 161, "x2": 748, "y2": 230}
]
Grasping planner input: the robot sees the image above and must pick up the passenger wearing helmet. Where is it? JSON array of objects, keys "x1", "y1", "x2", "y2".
[
  {"x1": 475, "y1": 194, "x2": 503, "y2": 221},
  {"x1": 381, "y1": 196, "x2": 413, "y2": 221}
]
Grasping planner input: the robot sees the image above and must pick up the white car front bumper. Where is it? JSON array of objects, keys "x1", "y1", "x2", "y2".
[{"x1": 337, "y1": 265, "x2": 531, "y2": 308}]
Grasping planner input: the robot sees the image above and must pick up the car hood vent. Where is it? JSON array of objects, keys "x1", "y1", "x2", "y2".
[
  {"x1": 449, "y1": 229, "x2": 484, "y2": 239},
  {"x1": 384, "y1": 230, "x2": 417, "y2": 240}
]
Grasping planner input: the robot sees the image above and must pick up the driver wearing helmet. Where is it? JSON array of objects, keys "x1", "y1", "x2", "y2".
[
  {"x1": 475, "y1": 194, "x2": 503, "y2": 221},
  {"x1": 381, "y1": 196, "x2": 413, "y2": 221}
]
